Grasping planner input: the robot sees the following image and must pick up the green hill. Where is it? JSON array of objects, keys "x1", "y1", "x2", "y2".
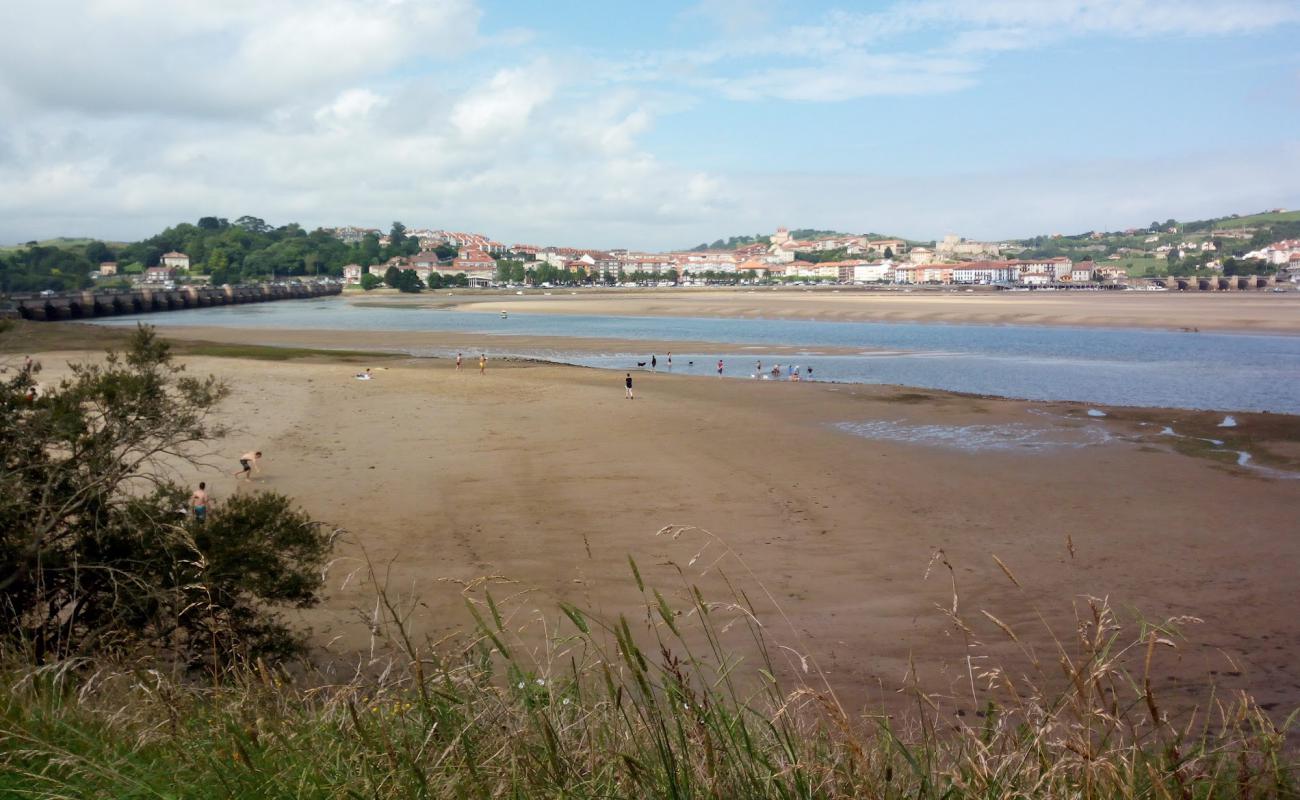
[
  {"x1": 1192, "y1": 209, "x2": 1300, "y2": 231},
  {"x1": 0, "y1": 237, "x2": 126, "y2": 254}
]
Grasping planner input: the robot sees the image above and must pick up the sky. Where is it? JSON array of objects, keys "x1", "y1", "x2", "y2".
[{"x1": 1, "y1": 0, "x2": 1298, "y2": 250}]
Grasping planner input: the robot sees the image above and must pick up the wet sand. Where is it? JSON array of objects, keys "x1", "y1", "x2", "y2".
[
  {"x1": 29, "y1": 347, "x2": 1300, "y2": 717},
  {"x1": 145, "y1": 324, "x2": 863, "y2": 357},
  {"x1": 360, "y1": 287, "x2": 1300, "y2": 334}
]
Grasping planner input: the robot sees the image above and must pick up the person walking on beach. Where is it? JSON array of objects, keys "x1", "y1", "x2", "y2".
[
  {"x1": 806, "y1": 366, "x2": 813, "y2": 381},
  {"x1": 717, "y1": 359, "x2": 724, "y2": 376},
  {"x1": 233, "y1": 450, "x2": 262, "y2": 481},
  {"x1": 190, "y1": 482, "x2": 209, "y2": 523},
  {"x1": 625, "y1": 373, "x2": 634, "y2": 399},
  {"x1": 651, "y1": 354, "x2": 657, "y2": 371},
  {"x1": 667, "y1": 352, "x2": 672, "y2": 369},
  {"x1": 478, "y1": 354, "x2": 486, "y2": 375},
  {"x1": 456, "y1": 353, "x2": 463, "y2": 371}
]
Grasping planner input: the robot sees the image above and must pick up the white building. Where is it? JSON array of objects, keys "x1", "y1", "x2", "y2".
[
  {"x1": 161, "y1": 251, "x2": 190, "y2": 270},
  {"x1": 852, "y1": 263, "x2": 893, "y2": 282},
  {"x1": 952, "y1": 263, "x2": 1017, "y2": 284}
]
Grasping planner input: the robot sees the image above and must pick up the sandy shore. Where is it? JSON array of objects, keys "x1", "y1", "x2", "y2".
[
  {"x1": 358, "y1": 287, "x2": 1300, "y2": 334},
  {"x1": 28, "y1": 346, "x2": 1300, "y2": 716},
  {"x1": 146, "y1": 324, "x2": 864, "y2": 357}
]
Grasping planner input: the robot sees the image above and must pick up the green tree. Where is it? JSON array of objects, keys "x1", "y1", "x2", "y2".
[
  {"x1": 234, "y1": 215, "x2": 270, "y2": 234},
  {"x1": 360, "y1": 233, "x2": 382, "y2": 265},
  {"x1": 396, "y1": 269, "x2": 423, "y2": 293},
  {"x1": 388, "y1": 222, "x2": 408, "y2": 255},
  {"x1": 84, "y1": 241, "x2": 116, "y2": 264},
  {"x1": 496, "y1": 259, "x2": 523, "y2": 283},
  {"x1": 360, "y1": 273, "x2": 382, "y2": 290},
  {"x1": 427, "y1": 271, "x2": 445, "y2": 289},
  {"x1": 384, "y1": 265, "x2": 401, "y2": 288},
  {"x1": 207, "y1": 249, "x2": 230, "y2": 283},
  {"x1": 0, "y1": 326, "x2": 332, "y2": 666}
]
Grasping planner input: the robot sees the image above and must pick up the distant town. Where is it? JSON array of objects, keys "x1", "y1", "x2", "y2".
[
  {"x1": 320, "y1": 216, "x2": 1300, "y2": 291},
  {"x1": 3, "y1": 210, "x2": 1299, "y2": 296}
]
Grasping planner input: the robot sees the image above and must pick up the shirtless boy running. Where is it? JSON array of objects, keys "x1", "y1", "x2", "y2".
[{"x1": 233, "y1": 450, "x2": 262, "y2": 480}]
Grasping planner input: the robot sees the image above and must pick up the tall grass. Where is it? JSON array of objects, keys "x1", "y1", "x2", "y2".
[{"x1": 1, "y1": 529, "x2": 1294, "y2": 798}]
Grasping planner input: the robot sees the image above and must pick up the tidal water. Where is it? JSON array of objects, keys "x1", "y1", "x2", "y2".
[{"x1": 90, "y1": 298, "x2": 1300, "y2": 413}]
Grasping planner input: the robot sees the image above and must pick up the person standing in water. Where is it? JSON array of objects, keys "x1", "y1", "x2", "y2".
[
  {"x1": 651, "y1": 354, "x2": 657, "y2": 371},
  {"x1": 666, "y1": 352, "x2": 672, "y2": 369},
  {"x1": 716, "y1": 359, "x2": 724, "y2": 376},
  {"x1": 625, "y1": 373, "x2": 634, "y2": 399},
  {"x1": 455, "y1": 353, "x2": 463, "y2": 371}
]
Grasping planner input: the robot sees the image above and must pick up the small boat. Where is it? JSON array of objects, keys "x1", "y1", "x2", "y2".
[{"x1": 500, "y1": 310, "x2": 508, "y2": 319}]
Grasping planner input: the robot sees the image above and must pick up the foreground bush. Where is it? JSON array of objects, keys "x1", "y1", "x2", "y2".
[
  {"x1": 0, "y1": 326, "x2": 333, "y2": 667},
  {"x1": 0, "y1": 548, "x2": 1293, "y2": 799}
]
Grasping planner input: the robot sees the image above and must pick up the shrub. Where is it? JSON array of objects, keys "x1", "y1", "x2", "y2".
[{"x1": 0, "y1": 325, "x2": 333, "y2": 667}]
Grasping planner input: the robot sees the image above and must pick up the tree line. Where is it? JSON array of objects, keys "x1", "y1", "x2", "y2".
[{"x1": 1, "y1": 218, "x2": 458, "y2": 292}]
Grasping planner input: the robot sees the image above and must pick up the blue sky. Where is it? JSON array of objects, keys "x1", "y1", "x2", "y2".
[{"x1": 1, "y1": 0, "x2": 1298, "y2": 249}]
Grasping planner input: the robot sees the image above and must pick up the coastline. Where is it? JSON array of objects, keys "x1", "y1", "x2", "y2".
[
  {"x1": 23, "y1": 343, "x2": 1300, "y2": 716},
  {"x1": 121, "y1": 320, "x2": 1300, "y2": 415},
  {"x1": 347, "y1": 287, "x2": 1300, "y2": 335}
]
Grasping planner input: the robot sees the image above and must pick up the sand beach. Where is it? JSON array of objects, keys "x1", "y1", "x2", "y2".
[{"x1": 23, "y1": 327, "x2": 1300, "y2": 715}]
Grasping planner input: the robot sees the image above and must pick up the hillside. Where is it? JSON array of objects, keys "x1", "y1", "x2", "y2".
[
  {"x1": 1009, "y1": 208, "x2": 1299, "y2": 277},
  {"x1": 1189, "y1": 209, "x2": 1300, "y2": 231},
  {"x1": 0, "y1": 237, "x2": 128, "y2": 254}
]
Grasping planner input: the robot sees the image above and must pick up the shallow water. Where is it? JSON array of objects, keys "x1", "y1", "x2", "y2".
[
  {"x1": 89, "y1": 297, "x2": 1300, "y2": 413},
  {"x1": 833, "y1": 419, "x2": 1114, "y2": 453}
]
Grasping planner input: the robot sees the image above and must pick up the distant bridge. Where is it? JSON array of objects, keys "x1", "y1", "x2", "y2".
[
  {"x1": 1151, "y1": 275, "x2": 1283, "y2": 292},
  {"x1": 8, "y1": 282, "x2": 342, "y2": 321}
]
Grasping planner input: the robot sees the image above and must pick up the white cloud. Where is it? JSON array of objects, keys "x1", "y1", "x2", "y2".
[
  {"x1": 674, "y1": 0, "x2": 1300, "y2": 102},
  {"x1": 0, "y1": 1, "x2": 1296, "y2": 250},
  {"x1": 452, "y1": 61, "x2": 559, "y2": 140},
  {"x1": 314, "y1": 89, "x2": 388, "y2": 128},
  {"x1": 679, "y1": 0, "x2": 777, "y2": 35},
  {"x1": 725, "y1": 142, "x2": 1300, "y2": 242},
  {"x1": 0, "y1": 0, "x2": 482, "y2": 116},
  {"x1": 711, "y1": 52, "x2": 978, "y2": 101},
  {"x1": 0, "y1": 47, "x2": 729, "y2": 249}
]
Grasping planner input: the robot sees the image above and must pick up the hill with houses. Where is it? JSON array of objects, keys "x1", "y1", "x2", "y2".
[{"x1": 2, "y1": 209, "x2": 1298, "y2": 294}]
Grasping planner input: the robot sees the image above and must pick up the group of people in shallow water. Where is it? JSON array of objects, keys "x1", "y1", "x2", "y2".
[
  {"x1": 633, "y1": 353, "x2": 812, "y2": 380},
  {"x1": 626, "y1": 354, "x2": 816, "y2": 398},
  {"x1": 753, "y1": 360, "x2": 811, "y2": 381}
]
